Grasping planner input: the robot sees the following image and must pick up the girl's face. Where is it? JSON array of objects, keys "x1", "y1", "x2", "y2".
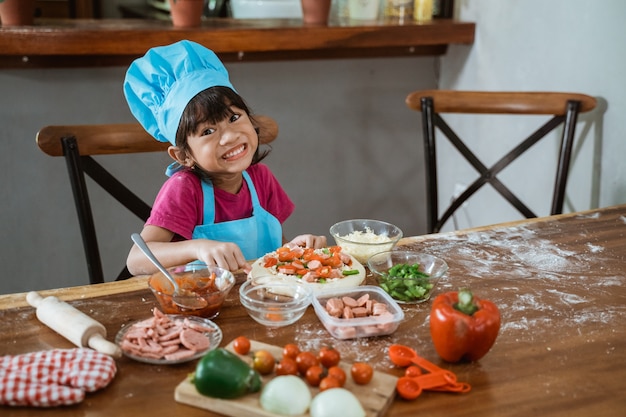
[{"x1": 183, "y1": 105, "x2": 258, "y2": 176}]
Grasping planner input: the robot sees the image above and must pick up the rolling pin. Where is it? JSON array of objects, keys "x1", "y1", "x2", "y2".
[{"x1": 26, "y1": 291, "x2": 121, "y2": 358}]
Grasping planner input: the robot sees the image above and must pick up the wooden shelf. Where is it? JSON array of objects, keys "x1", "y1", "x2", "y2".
[{"x1": 0, "y1": 18, "x2": 475, "y2": 68}]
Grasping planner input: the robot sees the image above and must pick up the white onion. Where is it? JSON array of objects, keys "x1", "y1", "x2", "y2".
[
  {"x1": 310, "y1": 388, "x2": 365, "y2": 417},
  {"x1": 260, "y1": 375, "x2": 311, "y2": 415}
]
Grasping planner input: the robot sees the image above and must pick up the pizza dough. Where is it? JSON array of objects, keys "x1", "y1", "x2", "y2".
[{"x1": 248, "y1": 249, "x2": 366, "y2": 293}]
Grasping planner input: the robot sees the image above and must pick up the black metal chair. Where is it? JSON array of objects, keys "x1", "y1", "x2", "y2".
[
  {"x1": 405, "y1": 91, "x2": 597, "y2": 233},
  {"x1": 36, "y1": 117, "x2": 278, "y2": 284}
]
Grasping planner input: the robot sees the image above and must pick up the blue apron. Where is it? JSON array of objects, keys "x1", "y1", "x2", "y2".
[{"x1": 191, "y1": 171, "x2": 282, "y2": 260}]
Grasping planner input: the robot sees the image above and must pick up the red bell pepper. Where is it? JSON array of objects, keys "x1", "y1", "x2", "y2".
[{"x1": 429, "y1": 289, "x2": 501, "y2": 363}]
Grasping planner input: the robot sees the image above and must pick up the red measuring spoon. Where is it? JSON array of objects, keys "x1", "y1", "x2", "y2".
[
  {"x1": 396, "y1": 373, "x2": 471, "y2": 400},
  {"x1": 389, "y1": 344, "x2": 471, "y2": 398},
  {"x1": 388, "y1": 344, "x2": 444, "y2": 373}
]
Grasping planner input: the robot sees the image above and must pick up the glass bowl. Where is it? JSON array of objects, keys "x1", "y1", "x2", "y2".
[
  {"x1": 239, "y1": 279, "x2": 313, "y2": 328},
  {"x1": 329, "y1": 219, "x2": 403, "y2": 264},
  {"x1": 367, "y1": 251, "x2": 448, "y2": 304},
  {"x1": 115, "y1": 315, "x2": 222, "y2": 365},
  {"x1": 148, "y1": 262, "x2": 235, "y2": 319}
]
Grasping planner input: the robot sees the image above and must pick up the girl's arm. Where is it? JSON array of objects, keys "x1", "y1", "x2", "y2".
[{"x1": 127, "y1": 225, "x2": 250, "y2": 276}]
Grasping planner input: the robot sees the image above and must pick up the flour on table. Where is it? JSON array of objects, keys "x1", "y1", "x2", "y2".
[
  {"x1": 586, "y1": 243, "x2": 604, "y2": 253},
  {"x1": 577, "y1": 212, "x2": 600, "y2": 219},
  {"x1": 405, "y1": 223, "x2": 625, "y2": 339},
  {"x1": 545, "y1": 289, "x2": 587, "y2": 305},
  {"x1": 422, "y1": 226, "x2": 587, "y2": 279}
]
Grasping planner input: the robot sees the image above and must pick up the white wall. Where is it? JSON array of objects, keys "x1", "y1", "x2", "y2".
[
  {"x1": 435, "y1": 0, "x2": 626, "y2": 231},
  {"x1": 1, "y1": 0, "x2": 625, "y2": 294}
]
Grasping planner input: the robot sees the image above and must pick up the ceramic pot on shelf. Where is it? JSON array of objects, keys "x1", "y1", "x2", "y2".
[
  {"x1": 0, "y1": 0, "x2": 36, "y2": 26},
  {"x1": 301, "y1": 0, "x2": 332, "y2": 25},
  {"x1": 169, "y1": 0, "x2": 205, "y2": 28}
]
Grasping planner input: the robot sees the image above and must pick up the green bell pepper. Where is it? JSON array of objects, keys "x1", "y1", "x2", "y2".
[{"x1": 192, "y1": 348, "x2": 262, "y2": 399}]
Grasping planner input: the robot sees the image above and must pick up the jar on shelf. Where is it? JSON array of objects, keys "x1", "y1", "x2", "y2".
[
  {"x1": 413, "y1": 0, "x2": 433, "y2": 22},
  {"x1": 433, "y1": 0, "x2": 454, "y2": 19},
  {"x1": 348, "y1": 0, "x2": 381, "y2": 20},
  {"x1": 384, "y1": 0, "x2": 413, "y2": 21}
]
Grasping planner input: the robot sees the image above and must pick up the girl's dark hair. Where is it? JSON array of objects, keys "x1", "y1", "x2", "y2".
[{"x1": 175, "y1": 86, "x2": 271, "y2": 172}]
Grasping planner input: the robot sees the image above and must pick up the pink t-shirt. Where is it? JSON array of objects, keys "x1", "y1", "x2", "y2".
[{"x1": 147, "y1": 163, "x2": 295, "y2": 240}]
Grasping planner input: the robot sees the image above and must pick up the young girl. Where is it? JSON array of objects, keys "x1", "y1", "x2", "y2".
[{"x1": 123, "y1": 40, "x2": 326, "y2": 276}]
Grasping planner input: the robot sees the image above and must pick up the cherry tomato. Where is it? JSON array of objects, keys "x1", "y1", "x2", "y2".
[
  {"x1": 232, "y1": 336, "x2": 251, "y2": 355},
  {"x1": 318, "y1": 346, "x2": 341, "y2": 368},
  {"x1": 327, "y1": 366, "x2": 346, "y2": 387},
  {"x1": 319, "y1": 376, "x2": 342, "y2": 391},
  {"x1": 275, "y1": 357, "x2": 299, "y2": 376},
  {"x1": 351, "y1": 362, "x2": 373, "y2": 385},
  {"x1": 305, "y1": 365, "x2": 324, "y2": 387},
  {"x1": 295, "y1": 351, "x2": 319, "y2": 376},
  {"x1": 396, "y1": 376, "x2": 422, "y2": 400},
  {"x1": 404, "y1": 365, "x2": 422, "y2": 378},
  {"x1": 282, "y1": 343, "x2": 301, "y2": 360},
  {"x1": 252, "y1": 350, "x2": 275, "y2": 375}
]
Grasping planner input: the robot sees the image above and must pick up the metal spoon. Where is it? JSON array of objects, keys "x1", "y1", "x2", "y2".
[{"x1": 131, "y1": 233, "x2": 208, "y2": 310}]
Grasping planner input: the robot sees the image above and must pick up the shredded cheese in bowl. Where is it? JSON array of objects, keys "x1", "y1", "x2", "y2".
[
  {"x1": 335, "y1": 227, "x2": 397, "y2": 264},
  {"x1": 343, "y1": 228, "x2": 394, "y2": 243}
]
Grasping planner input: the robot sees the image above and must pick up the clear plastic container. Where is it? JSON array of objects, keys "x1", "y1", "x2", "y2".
[{"x1": 312, "y1": 286, "x2": 404, "y2": 339}]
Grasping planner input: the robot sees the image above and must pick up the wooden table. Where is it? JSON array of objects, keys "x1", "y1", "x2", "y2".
[{"x1": 1, "y1": 205, "x2": 625, "y2": 416}]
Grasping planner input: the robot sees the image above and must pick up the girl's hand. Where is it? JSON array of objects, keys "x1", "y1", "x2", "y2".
[
  {"x1": 288, "y1": 234, "x2": 327, "y2": 249},
  {"x1": 195, "y1": 240, "x2": 251, "y2": 273}
]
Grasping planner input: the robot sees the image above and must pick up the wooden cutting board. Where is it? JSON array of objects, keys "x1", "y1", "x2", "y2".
[{"x1": 175, "y1": 339, "x2": 398, "y2": 417}]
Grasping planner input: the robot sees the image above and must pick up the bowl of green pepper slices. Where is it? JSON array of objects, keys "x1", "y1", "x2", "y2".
[{"x1": 367, "y1": 251, "x2": 448, "y2": 304}]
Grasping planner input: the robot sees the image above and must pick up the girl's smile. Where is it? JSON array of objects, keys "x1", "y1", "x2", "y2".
[{"x1": 222, "y1": 143, "x2": 248, "y2": 161}]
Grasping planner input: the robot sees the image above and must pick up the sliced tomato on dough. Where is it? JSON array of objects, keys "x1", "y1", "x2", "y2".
[
  {"x1": 277, "y1": 264, "x2": 298, "y2": 275},
  {"x1": 302, "y1": 248, "x2": 316, "y2": 261},
  {"x1": 317, "y1": 266, "x2": 333, "y2": 278},
  {"x1": 291, "y1": 260, "x2": 305, "y2": 270},
  {"x1": 322, "y1": 254, "x2": 342, "y2": 268},
  {"x1": 306, "y1": 254, "x2": 325, "y2": 264},
  {"x1": 328, "y1": 246, "x2": 342, "y2": 254},
  {"x1": 279, "y1": 251, "x2": 299, "y2": 262},
  {"x1": 264, "y1": 257, "x2": 279, "y2": 268}
]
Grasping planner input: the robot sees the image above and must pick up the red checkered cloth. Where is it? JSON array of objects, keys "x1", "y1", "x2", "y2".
[{"x1": 0, "y1": 348, "x2": 117, "y2": 407}]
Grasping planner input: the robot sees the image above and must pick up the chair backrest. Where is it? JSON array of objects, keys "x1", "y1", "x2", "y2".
[
  {"x1": 36, "y1": 116, "x2": 279, "y2": 284},
  {"x1": 405, "y1": 90, "x2": 597, "y2": 234}
]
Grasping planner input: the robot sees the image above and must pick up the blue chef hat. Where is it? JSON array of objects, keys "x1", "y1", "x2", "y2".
[{"x1": 123, "y1": 40, "x2": 235, "y2": 145}]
